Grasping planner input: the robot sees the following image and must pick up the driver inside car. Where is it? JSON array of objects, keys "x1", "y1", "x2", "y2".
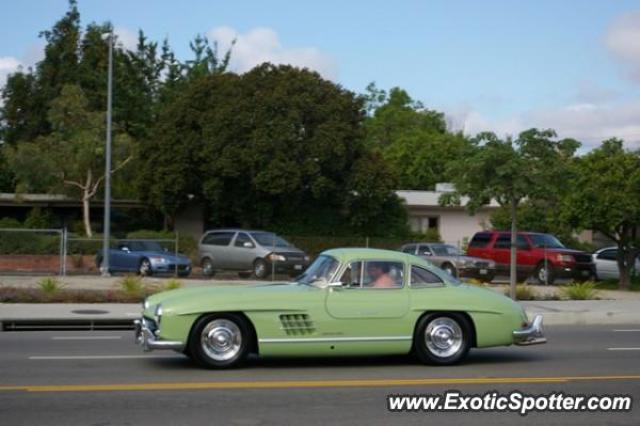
[{"x1": 367, "y1": 262, "x2": 396, "y2": 288}]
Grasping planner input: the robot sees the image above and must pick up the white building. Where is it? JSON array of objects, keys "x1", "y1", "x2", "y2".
[{"x1": 395, "y1": 185, "x2": 500, "y2": 246}]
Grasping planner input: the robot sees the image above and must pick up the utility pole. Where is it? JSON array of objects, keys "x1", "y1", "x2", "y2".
[{"x1": 101, "y1": 30, "x2": 113, "y2": 277}]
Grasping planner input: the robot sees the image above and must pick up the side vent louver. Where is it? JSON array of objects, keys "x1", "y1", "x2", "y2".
[{"x1": 279, "y1": 314, "x2": 315, "y2": 335}]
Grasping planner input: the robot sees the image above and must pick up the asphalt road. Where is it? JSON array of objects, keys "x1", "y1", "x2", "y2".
[{"x1": 0, "y1": 325, "x2": 639, "y2": 425}]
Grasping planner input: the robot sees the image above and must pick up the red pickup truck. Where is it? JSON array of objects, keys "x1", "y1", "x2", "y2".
[{"x1": 466, "y1": 231, "x2": 595, "y2": 285}]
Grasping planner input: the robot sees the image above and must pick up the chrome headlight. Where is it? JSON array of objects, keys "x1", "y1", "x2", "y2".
[
  {"x1": 154, "y1": 304, "x2": 163, "y2": 324},
  {"x1": 268, "y1": 253, "x2": 286, "y2": 262},
  {"x1": 303, "y1": 255, "x2": 310, "y2": 262},
  {"x1": 556, "y1": 254, "x2": 574, "y2": 263}
]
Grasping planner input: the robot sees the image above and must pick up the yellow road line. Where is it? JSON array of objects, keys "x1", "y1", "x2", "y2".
[{"x1": 1, "y1": 375, "x2": 639, "y2": 393}]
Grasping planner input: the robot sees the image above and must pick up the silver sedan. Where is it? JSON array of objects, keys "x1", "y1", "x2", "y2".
[{"x1": 400, "y1": 242, "x2": 497, "y2": 282}]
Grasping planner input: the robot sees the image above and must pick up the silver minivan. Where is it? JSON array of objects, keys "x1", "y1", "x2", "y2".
[{"x1": 198, "y1": 229, "x2": 310, "y2": 279}]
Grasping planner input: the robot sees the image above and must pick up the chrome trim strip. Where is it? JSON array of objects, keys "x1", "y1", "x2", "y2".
[{"x1": 259, "y1": 336, "x2": 412, "y2": 344}]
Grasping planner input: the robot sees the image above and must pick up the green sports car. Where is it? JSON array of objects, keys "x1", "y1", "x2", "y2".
[{"x1": 135, "y1": 248, "x2": 545, "y2": 368}]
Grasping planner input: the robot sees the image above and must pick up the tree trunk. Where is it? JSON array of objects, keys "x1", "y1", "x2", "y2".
[
  {"x1": 82, "y1": 193, "x2": 92, "y2": 237},
  {"x1": 509, "y1": 198, "x2": 518, "y2": 300},
  {"x1": 617, "y1": 243, "x2": 633, "y2": 290}
]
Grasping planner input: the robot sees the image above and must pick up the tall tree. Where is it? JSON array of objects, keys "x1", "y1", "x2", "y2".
[
  {"x1": 364, "y1": 85, "x2": 470, "y2": 190},
  {"x1": 443, "y1": 129, "x2": 579, "y2": 299},
  {"x1": 7, "y1": 85, "x2": 134, "y2": 236},
  {"x1": 563, "y1": 139, "x2": 640, "y2": 289}
]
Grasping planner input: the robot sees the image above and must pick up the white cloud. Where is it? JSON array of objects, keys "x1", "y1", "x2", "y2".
[
  {"x1": 114, "y1": 27, "x2": 138, "y2": 51},
  {"x1": 0, "y1": 56, "x2": 22, "y2": 88},
  {"x1": 207, "y1": 26, "x2": 338, "y2": 80},
  {"x1": 446, "y1": 100, "x2": 640, "y2": 150},
  {"x1": 605, "y1": 12, "x2": 640, "y2": 82}
]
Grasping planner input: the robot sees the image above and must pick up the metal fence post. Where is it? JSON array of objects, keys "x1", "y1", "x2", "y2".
[
  {"x1": 175, "y1": 231, "x2": 179, "y2": 278},
  {"x1": 62, "y1": 228, "x2": 68, "y2": 278}
]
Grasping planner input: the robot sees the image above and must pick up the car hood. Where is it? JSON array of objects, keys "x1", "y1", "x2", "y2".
[{"x1": 144, "y1": 282, "x2": 319, "y2": 316}]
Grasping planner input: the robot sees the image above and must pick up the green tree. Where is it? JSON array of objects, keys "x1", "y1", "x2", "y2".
[
  {"x1": 363, "y1": 85, "x2": 471, "y2": 190},
  {"x1": 563, "y1": 139, "x2": 640, "y2": 289},
  {"x1": 143, "y1": 64, "x2": 407, "y2": 236},
  {"x1": 7, "y1": 85, "x2": 134, "y2": 236},
  {"x1": 443, "y1": 129, "x2": 579, "y2": 298}
]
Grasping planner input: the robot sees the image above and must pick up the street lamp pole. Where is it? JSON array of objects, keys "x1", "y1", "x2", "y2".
[{"x1": 101, "y1": 30, "x2": 113, "y2": 277}]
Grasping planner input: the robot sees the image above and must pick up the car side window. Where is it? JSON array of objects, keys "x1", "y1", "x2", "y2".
[
  {"x1": 202, "y1": 232, "x2": 235, "y2": 246},
  {"x1": 234, "y1": 233, "x2": 254, "y2": 248},
  {"x1": 597, "y1": 250, "x2": 617, "y2": 261},
  {"x1": 340, "y1": 261, "x2": 404, "y2": 288},
  {"x1": 469, "y1": 232, "x2": 491, "y2": 248},
  {"x1": 411, "y1": 266, "x2": 444, "y2": 288},
  {"x1": 401, "y1": 245, "x2": 416, "y2": 254},
  {"x1": 494, "y1": 234, "x2": 511, "y2": 249},
  {"x1": 418, "y1": 244, "x2": 433, "y2": 256},
  {"x1": 516, "y1": 235, "x2": 530, "y2": 250}
]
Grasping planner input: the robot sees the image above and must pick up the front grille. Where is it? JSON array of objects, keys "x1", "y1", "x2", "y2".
[
  {"x1": 574, "y1": 254, "x2": 592, "y2": 263},
  {"x1": 475, "y1": 261, "x2": 490, "y2": 268},
  {"x1": 279, "y1": 314, "x2": 315, "y2": 335},
  {"x1": 166, "y1": 264, "x2": 190, "y2": 271}
]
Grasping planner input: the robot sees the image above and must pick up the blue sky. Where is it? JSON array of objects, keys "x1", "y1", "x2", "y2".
[{"x1": 2, "y1": 0, "x2": 640, "y2": 148}]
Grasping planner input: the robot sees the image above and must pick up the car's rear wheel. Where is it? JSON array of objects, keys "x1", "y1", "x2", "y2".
[
  {"x1": 201, "y1": 258, "x2": 216, "y2": 278},
  {"x1": 414, "y1": 313, "x2": 471, "y2": 365},
  {"x1": 189, "y1": 314, "x2": 250, "y2": 368},
  {"x1": 139, "y1": 258, "x2": 152, "y2": 276},
  {"x1": 535, "y1": 262, "x2": 555, "y2": 285},
  {"x1": 253, "y1": 258, "x2": 269, "y2": 279}
]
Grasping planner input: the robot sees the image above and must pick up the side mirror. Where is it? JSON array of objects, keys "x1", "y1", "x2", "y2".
[
  {"x1": 121, "y1": 246, "x2": 130, "y2": 252},
  {"x1": 243, "y1": 241, "x2": 255, "y2": 248},
  {"x1": 163, "y1": 247, "x2": 169, "y2": 252}
]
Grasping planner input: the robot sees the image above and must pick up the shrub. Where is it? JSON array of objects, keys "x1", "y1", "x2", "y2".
[
  {"x1": 561, "y1": 282, "x2": 599, "y2": 300},
  {"x1": 38, "y1": 277, "x2": 64, "y2": 294},
  {"x1": 164, "y1": 279, "x2": 182, "y2": 290},
  {"x1": 119, "y1": 275, "x2": 144, "y2": 295},
  {"x1": 504, "y1": 284, "x2": 536, "y2": 301}
]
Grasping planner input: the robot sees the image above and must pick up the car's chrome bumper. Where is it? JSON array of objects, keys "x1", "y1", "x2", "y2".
[
  {"x1": 134, "y1": 318, "x2": 184, "y2": 352},
  {"x1": 513, "y1": 314, "x2": 547, "y2": 346}
]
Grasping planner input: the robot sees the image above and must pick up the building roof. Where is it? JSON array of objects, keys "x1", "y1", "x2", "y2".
[
  {"x1": 0, "y1": 193, "x2": 144, "y2": 208},
  {"x1": 395, "y1": 190, "x2": 501, "y2": 209}
]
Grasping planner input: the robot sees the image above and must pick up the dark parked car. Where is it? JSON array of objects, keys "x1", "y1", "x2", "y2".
[
  {"x1": 198, "y1": 229, "x2": 310, "y2": 279},
  {"x1": 96, "y1": 241, "x2": 192, "y2": 277},
  {"x1": 466, "y1": 231, "x2": 595, "y2": 285}
]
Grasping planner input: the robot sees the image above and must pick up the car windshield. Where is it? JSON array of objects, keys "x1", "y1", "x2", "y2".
[
  {"x1": 529, "y1": 234, "x2": 565, "y2": 249},
  {"x1": 124, "y1": 241, "x2": 165, "y2": 252},
  {"x1": 431, "y1": 244, "x2": 462, "y2": 256},
  {"x1": 250, "y1": 232, "x2": 291, "y2": 248},
  {"x1": 297, "y1": 255, "x2": 339, "y2": 287}
]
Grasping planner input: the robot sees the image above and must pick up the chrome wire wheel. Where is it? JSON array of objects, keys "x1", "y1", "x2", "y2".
[
  {"x1": 424, "y1": 317, "x2": 463, "y2": 359},
  {"x1": 200, "y1": 319, "x2": 242, "y2": 362}
]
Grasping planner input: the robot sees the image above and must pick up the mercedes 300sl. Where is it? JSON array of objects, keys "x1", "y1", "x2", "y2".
[{"x1": 135, "y1": 248, "x2": 545, "y2": 368}]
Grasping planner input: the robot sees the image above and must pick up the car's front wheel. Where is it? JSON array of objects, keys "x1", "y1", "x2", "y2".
[
  {"x1": 414, "y1": 313, "x2": 472, "y2": 365},
  {"x1": 139, "y1": 258, "x2": 152, "y2": 276},
  {"x1": 535, "y1": 262, "x2": 555, "y2": 285},
  {"x1": 189, "y1": 314, "x2": 250, "y2": 368},
  {"x1": 201, "y1": 258, "x2": 216, "y2": 278},
  {"x1": 253, "y1": 258, "x2": 269, "y2": 279},
  {"x1": 441, "y1": 263, "x2": 458, "y2": 278}
]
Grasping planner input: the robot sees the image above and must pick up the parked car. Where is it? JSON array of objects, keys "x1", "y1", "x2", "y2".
[
  {"x1": 400, "y1": 242, "x2": 497, "y2": 282},
  {"x1": 198, "y1": 229, "x2": 310, "y2": 279},
  {"x1": 135, "y1": 247, "x2": 545, "y2": 369},
  {"x1": 96, "y1": 240, "x2": 192, "y2": 277},
  {"x1": 466, "y1": 231, "x2": 595, "y2": 285},
  {"x1": 592, "y1": 247, "x2": 640, "y2": 281}
]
